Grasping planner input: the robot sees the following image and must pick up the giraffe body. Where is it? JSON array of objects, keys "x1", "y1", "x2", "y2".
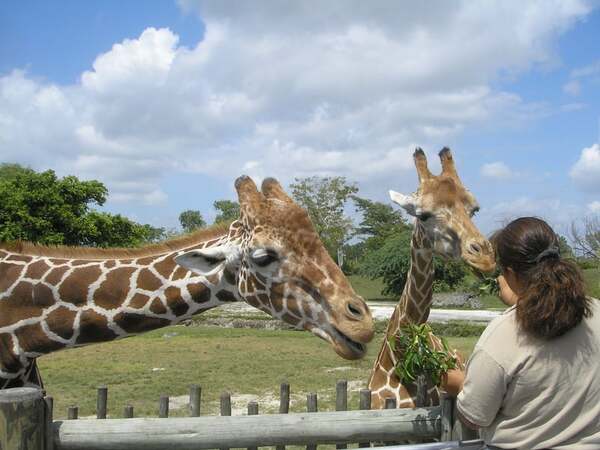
[
  {"x1": 0, "y1": 176, "x2": 374, "y2": 389},
  {"x1": 368, "y1": 148, "x2": 495, "y2": 408}
]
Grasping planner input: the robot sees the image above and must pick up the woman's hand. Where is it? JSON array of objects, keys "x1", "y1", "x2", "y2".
[
  {"x1": 497, "y1": 274, "x2": 519, "y2": 306},
  {"x1": 440, "y1": 368, "x2": 465, "y2": 397}
]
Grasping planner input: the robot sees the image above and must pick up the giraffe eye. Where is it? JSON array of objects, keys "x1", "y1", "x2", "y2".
[
  {"x1": 471, "y1": 206, "x2": 480, "y2": 217},
  {"x1": 251, "y1": 250, "x2": 279, "y2": 267},
  {"x1": 418, "y1": 212, "x2": 433, "y2": 221}
]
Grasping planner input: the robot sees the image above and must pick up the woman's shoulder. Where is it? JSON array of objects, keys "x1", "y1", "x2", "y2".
[
  {"x1": 477, "y1": 305, "x2": 518, "y2": 345},
  {"x1": 473, "y1": 306, "x2": 521, "y2": 366}
]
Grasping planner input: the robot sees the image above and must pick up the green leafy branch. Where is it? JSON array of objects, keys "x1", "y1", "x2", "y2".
[{"x1": 388, "y1": 323, "x2": 457, "y2": 386}]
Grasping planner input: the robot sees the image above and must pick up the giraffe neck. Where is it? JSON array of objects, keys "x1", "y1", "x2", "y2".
[
  {"x1": 367, "y1": 220, "x2": 435, "y2": 408},
  {"x1": 394, "y1": 220, "x2": 434, "y2": 325},
  {"x1": 0, "y1": 225, "x2": 243, "y2": 388}
]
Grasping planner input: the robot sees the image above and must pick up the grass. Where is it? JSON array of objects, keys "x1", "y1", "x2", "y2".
[
  {"x1": 583, "y1": 268, "x2": 600, "y2": 298},
  {"x1": 348, "y1": 275, "x2": 394, "y2": 301},
  {"x1": 38, "y1": 324, "x2": 477, "y2": 419}
]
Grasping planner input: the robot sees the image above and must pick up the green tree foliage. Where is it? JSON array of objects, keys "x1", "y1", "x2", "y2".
[
  {"x1": 352, "y1": 196, "x2": 409, "y2": 251},
  {"x1": 290, "y1": 176, "x2": 358, "y2": 256},
  {"x1": 179, "y1": 209, "x2": 206, "y2": 233},
  {"x1": 213, "y1": 200, "x2": 240, "y2": 224},
  {"x1": 558, "y1": 235, "x2": 574, "y2": 259},
  {"x1": 359, "y1": 228, "x2": 467, "y2": 295},
  {"x1": 0, "y1": 163, "x2": 164, "y2": 247}
]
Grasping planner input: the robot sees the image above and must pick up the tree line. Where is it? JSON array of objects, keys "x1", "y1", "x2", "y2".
[{"x1": 1, "y1": 164, "x2": 586, "y2": 297}]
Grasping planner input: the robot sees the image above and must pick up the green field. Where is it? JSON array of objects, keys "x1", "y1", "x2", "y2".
[
  {"x1": 583, "y1": 268, "x2": 600, "y2": 298},
  {"x1": 39, "y1": 325, "x2": 477, "y2": 419}
]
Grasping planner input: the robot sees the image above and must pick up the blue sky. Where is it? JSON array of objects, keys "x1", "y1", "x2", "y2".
[{"x1": 1, "y1": 0, "x2": 599, "y2": 236}]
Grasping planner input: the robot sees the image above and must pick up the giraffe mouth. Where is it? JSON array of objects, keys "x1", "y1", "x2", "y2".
[{"x1": 332, "y1": 327, "x2": 367, "y2": 359}]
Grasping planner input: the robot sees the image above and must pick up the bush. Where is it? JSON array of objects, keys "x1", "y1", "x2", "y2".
[{"x1": 358, "y1": 229, "x2": 468, "y2": 296}]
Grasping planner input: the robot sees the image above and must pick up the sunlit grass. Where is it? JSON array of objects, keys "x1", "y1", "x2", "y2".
[{"x1": 39, "y1": 325, "x2": 477, "y2": 419}]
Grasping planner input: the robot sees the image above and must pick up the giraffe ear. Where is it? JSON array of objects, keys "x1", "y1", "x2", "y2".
[
  {"x1": 174, "y1": 244, "x2": 241, "y2": 276},
  {"x1": 389, "y1": 190, "x2": 419, "y2": 217}
]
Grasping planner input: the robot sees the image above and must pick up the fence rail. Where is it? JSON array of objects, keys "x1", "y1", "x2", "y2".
[
  {"x1": 1, "y1": 380, "x2": 478, "y2": 450},
  {"x1": 54, "y1": 408, "x2": 441, "y2": 450}
]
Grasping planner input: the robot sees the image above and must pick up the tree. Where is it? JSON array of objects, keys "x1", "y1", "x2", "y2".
[
  {"x1": 0, "y1": 163, "x2": 164, "y2": 247},
  {"x1": 358, "y1": 228, "x2": 467, "y2": 296},
  {"x1": 213, "y1": 200, "x2": 240, "y2": 224},
  {"x1": 570, "y1": 216, "x2": 600, "y2": 260},
  {"x1": 290, "y1": 176, "x2": 358, "y2": 256},
  {"x1": 352, "y1": 196, "x2": 409, "y2": 251},
  {"x1": 558, "y1": 235, "x2": 574, "y2": 259},
  {"x1": 83, "y1": 212, "x2": 166, "y2": 247},
  {"x1": 179, "y1": 209, "x2": 206, "y2": 233}
]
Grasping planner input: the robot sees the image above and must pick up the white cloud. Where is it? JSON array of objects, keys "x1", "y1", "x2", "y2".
[
  {"x1": 480, "y1": 196, "x2": 579, "y2": 234},
  {"x1": 563, "y1": 79, "x2": 581, "y2": 95},
  {"x1": 0, "y1": 1, "x2": 593, "y2": 204},
  {"x1": 571, "y1": 59, "x2": 600, "y2": 78},
  {"x1": 570, "y1": 144, "x2": 600, "y2": 192},
  {"x1": 588, "y1": 201, "x2": 600, "y2": 213},
  {"x1": 481, "y1": 161, "x2": 513, "y2": 179}
]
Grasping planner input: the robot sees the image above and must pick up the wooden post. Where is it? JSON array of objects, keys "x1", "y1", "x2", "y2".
[
  {"x1": 159, "y1": 395, "x2": 169, "y2": 418},
  {"x1": 44, "y1": 396, "x2": 54, "y2": 450},
  {"x1": 336, "y1": 380, "x2": 348, "y2": 449},
  {"x1": 384, "y1": 398, "x2": 396, "y2": 409},
  {"x1": 247, "y1": 401, "x2": 259, "y2": 450},
  {"x1": 415, "y1": 375, "x2": 428, "y2": 407},
  {"x1": 276, "y1": 382, "x2": 290, "y2": 450},
  {"x1": 190, "y1": 384, "x2": 201, "y2": 417},
  {"x1": 279, "y1": 382, "x2": 290, "y2": 413},
  {"x1": 124, "y1": 405, "x2": 134, "y2": 418},
  {"x1": 0, "y1": 387, "x2": 45, "y2": 450},
  {"x1": 358, "y1": 389, "x2": 371, "y2": 448},
  {"x1": 440, "y1": 392, "x2": 453, "y2": 442},
  {"x1": 220, "y1": 392, "x2": 232, "y2": 450},
  {"x1": 306, "y1": 393, "x2": 318, "y2": 450},
  {"x1": 67, "y1": 406, "x2": 78, "y2": 420},
  {"x1": 96, "y1": 385, "x2": 108, "y2": 419}
]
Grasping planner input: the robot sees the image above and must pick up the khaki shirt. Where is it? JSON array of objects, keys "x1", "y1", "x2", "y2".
[{"x1": 457, "y1": 299, "x2": 600, "y2": 449}]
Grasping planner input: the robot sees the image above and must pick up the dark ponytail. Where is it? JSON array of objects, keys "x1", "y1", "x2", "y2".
[{"x1": 493, "y1": 217, "x2": 591, "y2": 339}]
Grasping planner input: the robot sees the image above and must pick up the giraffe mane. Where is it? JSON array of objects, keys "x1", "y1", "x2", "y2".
[{"x1": 0, "y1": 222, "x2": 233, "y2": 259}]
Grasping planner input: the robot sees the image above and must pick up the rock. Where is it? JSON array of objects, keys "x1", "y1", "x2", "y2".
[{"x1": 431, "y1": 292, "x2": 482, "y2": 309}]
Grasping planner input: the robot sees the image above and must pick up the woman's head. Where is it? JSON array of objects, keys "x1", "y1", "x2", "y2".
[{"x1": 493, "y1": 217, "x2": 591, "y2": 339}]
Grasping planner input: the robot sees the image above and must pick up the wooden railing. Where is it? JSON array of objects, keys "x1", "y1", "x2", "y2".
[{"x1": 0, "y1": 381, "x2": 479, "y2": 450}]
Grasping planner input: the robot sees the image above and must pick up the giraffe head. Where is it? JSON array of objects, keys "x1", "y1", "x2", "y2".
[
  {"x1": 389, "y1": 148, "x2": 495, "y2": 273},
  {"x1": 175, "y1": 176, "x2": 374, "y2": 359}
]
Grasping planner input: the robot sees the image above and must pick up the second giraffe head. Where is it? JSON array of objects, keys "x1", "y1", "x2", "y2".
[{"x1": 390, "y1": 148, "x2": 496, "y2": 274}]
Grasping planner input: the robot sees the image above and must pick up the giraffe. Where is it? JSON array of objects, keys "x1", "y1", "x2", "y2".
[
  {"x1": 368, "y1": 148, "x2": 495, "y2": 409},
  {"x1": 0, "y1": 176, "x2": 374, "y2": 389}
]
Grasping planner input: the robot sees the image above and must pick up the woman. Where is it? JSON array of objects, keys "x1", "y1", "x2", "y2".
[{"x1": 442, "y1": 217, "x2": 600, "y2": 449}]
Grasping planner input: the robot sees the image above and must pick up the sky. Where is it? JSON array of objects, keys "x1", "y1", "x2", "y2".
[{"x1": 1, "y1": 0, "x2": 599, "y2": 236}]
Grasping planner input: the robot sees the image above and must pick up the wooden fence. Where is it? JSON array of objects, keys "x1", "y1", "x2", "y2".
[{"x1": 0, "y1": 379, "x2": 480, "y2": 450}]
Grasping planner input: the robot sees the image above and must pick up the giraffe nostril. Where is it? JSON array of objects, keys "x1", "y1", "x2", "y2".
[{"x1": 346, "y1": 302, "x2": 363, "y2": 319}]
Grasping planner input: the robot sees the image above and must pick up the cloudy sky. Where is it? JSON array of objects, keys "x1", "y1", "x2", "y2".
[{"x1": 1, "y1": 0, "x2": 599, "y2": 235}]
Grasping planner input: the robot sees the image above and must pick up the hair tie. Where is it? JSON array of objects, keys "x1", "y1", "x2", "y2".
[{"x1": 533, "y1": 245, "x2": 560, "y2": 264}]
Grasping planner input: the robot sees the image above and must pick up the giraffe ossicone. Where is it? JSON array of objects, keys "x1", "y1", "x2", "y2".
[
  {"x1": 369, "y1": 147, "x2": 496, "y2": 409},
  {"x1": 0, "y1": 176, "x2": 374, "y2": 389}
]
